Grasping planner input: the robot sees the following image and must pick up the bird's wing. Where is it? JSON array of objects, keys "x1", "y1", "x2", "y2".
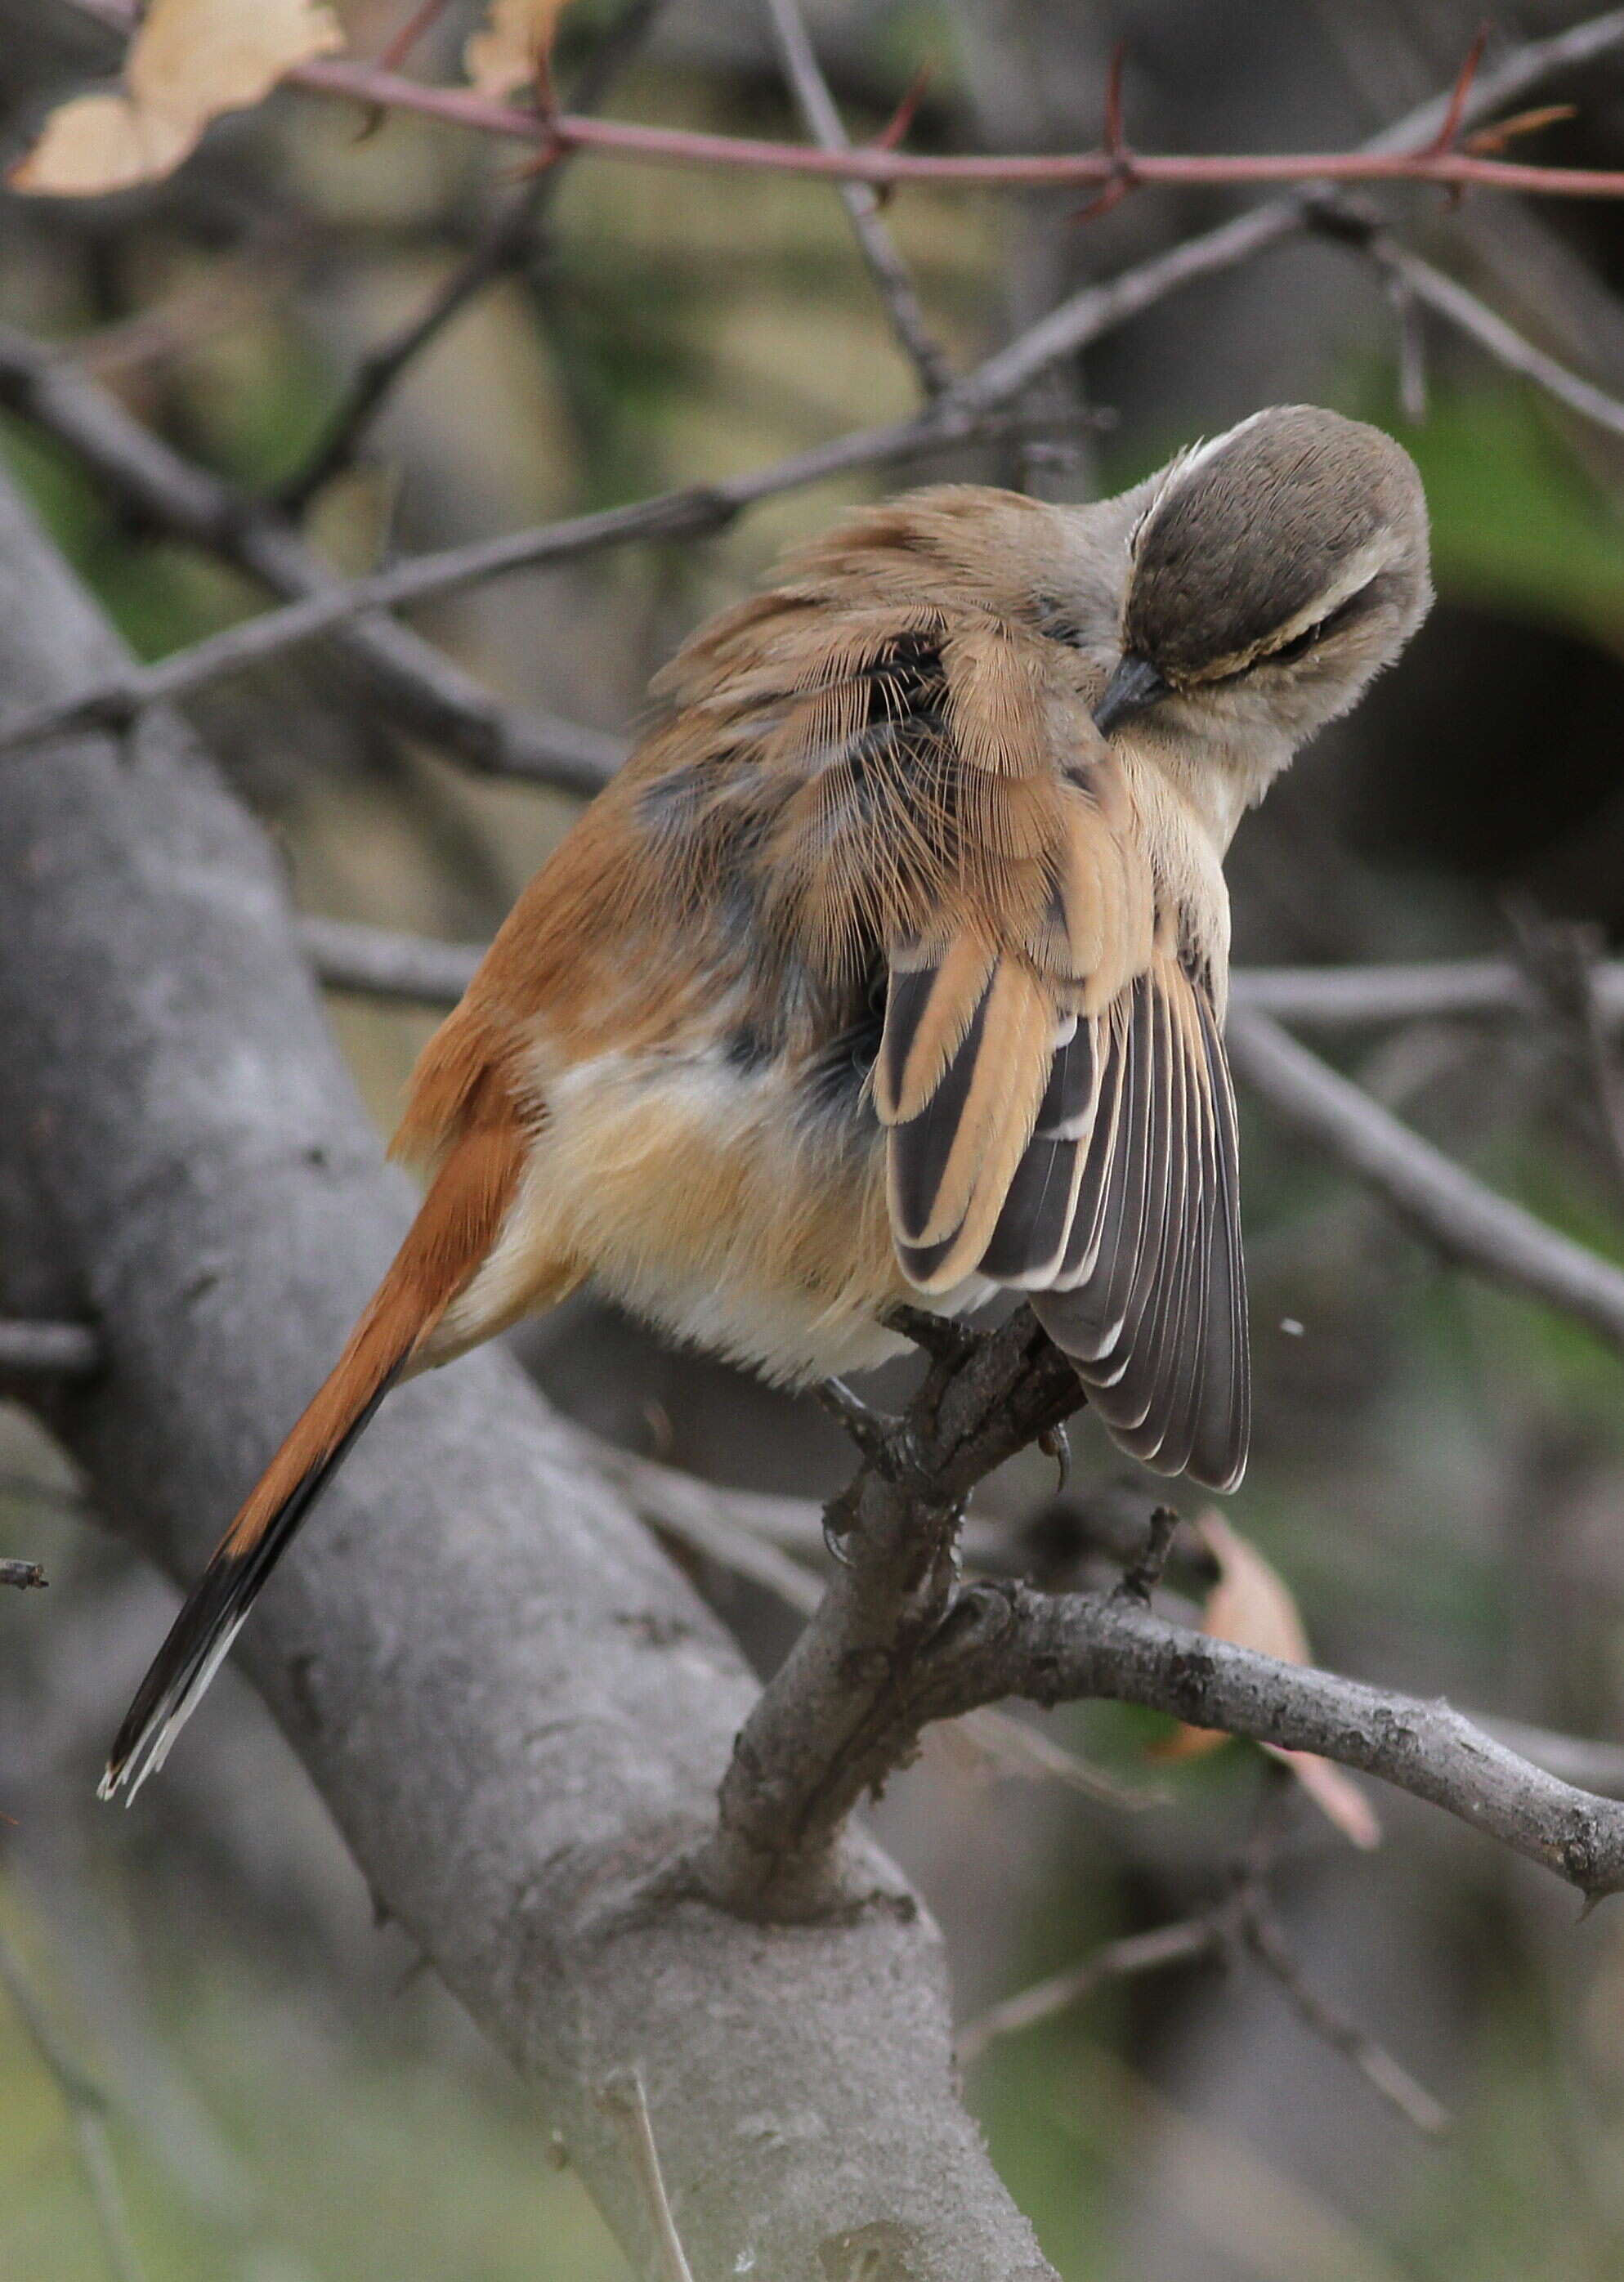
[{"x1": 852, "y1": 622, "x2": 1249, "y2": 1494}]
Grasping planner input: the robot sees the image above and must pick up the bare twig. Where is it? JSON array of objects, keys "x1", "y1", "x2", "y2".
[
  {"x1": 1224, "y1": 1009, "x2": 1624, "y2": 1356},
  {"x1": 1237, "y1": 1894, "x2": 1451, "y2": 2137},
  {"x1": 0, "y1": 1931, "x2": 145, "y2": 2282},
  {"x1": 593, "y1": 2071, "x2": 696, "y2": 2282},
  {"x1": 0, "y1": 388, "x2": 1103, "y2": 771},
  {"x1": 949, "y1": 6, "x2": 1624, "y2": 417},
  {"x1": 0, "y1": 1318, "x2": 101, "y2": 1376},
  {"x1": 761, "y1": 0, "x2": 954, "y2": 396},
  {"x1": 1309, "y1": 200, "x2": 1624, "y2": 439},
  {"x1": 278, "y1": 0, "x2": 669, "y2": 508},
  {"x1": 0, "y1": 324, "x2": 624, "y2": 794},
  {"x1": 955, "y1": 1916, "x2": 1223, "y2": 2066},
  {"x1": 1233, "y1": 958, "x2": 1624, "y2": 1029}
]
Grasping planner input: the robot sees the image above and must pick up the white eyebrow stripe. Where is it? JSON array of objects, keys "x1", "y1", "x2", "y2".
[{"x1": 1165, "y1": 409, "x2": 1269, "y2": 491}]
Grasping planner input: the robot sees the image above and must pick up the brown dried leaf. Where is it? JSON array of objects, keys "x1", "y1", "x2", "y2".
[
  {"x1": 1157, "y1": 1512, "x2": 1381, "y2": 1850},
  {"x1": 464, "y1": 0, "x2": 571, "y2": 101},
  {"x1": 11, "y1": 0, "x2": 343, "y2": 198}
]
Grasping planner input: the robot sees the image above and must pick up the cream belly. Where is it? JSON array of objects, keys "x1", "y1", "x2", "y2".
[{"x1": 432, "y1": 1042, "x2": 995, "y2": 1382}]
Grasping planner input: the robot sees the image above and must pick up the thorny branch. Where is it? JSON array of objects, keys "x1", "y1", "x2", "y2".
[
  {"x1": 7, "y1": 15, "x2": 1624, "y2": 785},
  {"x1": 61, "y1": 0, "x2": 1624, "y2": 206},
  {"x1": 275, "y1": 0, "x2": 670, "y2": 508},
  {"x1": 697, "y1": 1300, "x2": 1624, "y2": 1922},
  {"x1": 761, "y1": 0, "x2": 954, "y2": 398}
]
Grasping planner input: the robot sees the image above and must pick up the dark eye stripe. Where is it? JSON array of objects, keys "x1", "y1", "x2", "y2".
[{"x1": 1262, "y1": 584, "x2": 1370, "y2": 667}]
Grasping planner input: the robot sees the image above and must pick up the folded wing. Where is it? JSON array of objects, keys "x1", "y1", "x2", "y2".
[{"x1": 873, "y1": 776, "x2": 1249, "y2": 1494}]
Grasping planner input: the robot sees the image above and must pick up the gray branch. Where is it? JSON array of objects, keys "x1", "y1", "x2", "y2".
[
  {"x1": 1225, "y1": 1009, "x2": 1624, "y2": 1354},
  {"x1": 0, "y1": 464, "x2": 1054, "y2": 2279},
  {"x1": 762, "y1": 0, "x2": 955, "y2": 396},
  {"x1": 915, "y1": 1586, "x2": 1624, "y2": 1902},
  {"x1": 296, "y1": 914, "x2": 1624, "y2": 1030}
]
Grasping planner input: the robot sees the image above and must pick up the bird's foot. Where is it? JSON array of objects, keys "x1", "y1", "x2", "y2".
[{"x1": 883, "y1": 1303, "x2": 978, "y2": 1368}]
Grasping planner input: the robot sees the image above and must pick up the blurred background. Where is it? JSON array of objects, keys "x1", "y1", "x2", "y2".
[{"x1": 5, "y1": 1, "x2": 1624, "y2": 2275}]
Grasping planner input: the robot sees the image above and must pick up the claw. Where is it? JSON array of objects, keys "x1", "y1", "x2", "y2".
[
  {"x1": 817, "y1": 1376, "x2": 897, "y2": 1458},
  {"x1": 1038, "y1": 1420, "x2": 1071, "y2": 1492},
  {"x1": 884, "y1": 1304, "x2": 978, "y2": 1367}
]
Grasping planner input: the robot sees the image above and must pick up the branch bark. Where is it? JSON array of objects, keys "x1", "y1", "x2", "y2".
[{"x1": 0, "y1": 465, "x2": 1054, "y2": 2279}]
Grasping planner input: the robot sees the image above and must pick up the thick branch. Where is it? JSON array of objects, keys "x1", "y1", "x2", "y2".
[{"x1": 0, "y1": 463, "x2": 1054, "y2": 2278}]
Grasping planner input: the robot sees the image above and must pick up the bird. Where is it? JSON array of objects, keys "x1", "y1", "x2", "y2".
[{"x1": 100, "y1": 403, "x2": 1431, "y2": 1801}]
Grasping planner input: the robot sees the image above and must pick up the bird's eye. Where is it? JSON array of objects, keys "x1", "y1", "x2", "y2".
[{"x1": 1262, "y1": 588, "x2": 1367, "y2": 669}]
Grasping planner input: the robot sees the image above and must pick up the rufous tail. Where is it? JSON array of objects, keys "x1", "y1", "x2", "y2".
[{"x1": 99, "y1": 1106, "x2": 524, "y2": 1804}]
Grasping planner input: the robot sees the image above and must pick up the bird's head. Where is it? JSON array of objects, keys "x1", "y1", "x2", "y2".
[{"x1": 1095, "y1": 406, "x2": 1431, "y2": 763}]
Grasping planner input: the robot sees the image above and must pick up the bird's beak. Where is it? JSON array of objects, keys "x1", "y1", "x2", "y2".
[{"x1": 1094, "y1": 652, "x2": 1170, "y2": 736}]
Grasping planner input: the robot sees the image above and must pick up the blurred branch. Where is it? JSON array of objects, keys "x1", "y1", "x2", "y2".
[
  {"x1": 0, "y1": 1931, "x2": 145, "y2": 2282},
  {"x1": 957, "y1": 1850, "x2": 1449, "y2": 2137},
  {"x1": 1309, "y1": 198, "x2": 1624, "y2": 440},
  {"x1": 277, "y1": 0, "x2": 669, "y2": 508},
  {"x1": 0, "y1": 1318, "x2": 101, "y2": 1376},
  {"x1": 296, "y1": 915, "x2": 1624, "y2": 1031},
  {"x1": 956, "y1": 1915, "x2": 1224, "y2": 2067},
  {"x1": 0, "y1": 322, "x2": 624, "y2": 794},
  {"x1": 1233, "y1": 958, "x2": 1624, "y2": 1028},
  {"x1": 1225, "y1": 1009, "x2": 1624, "y2": 1356},
  {"x1": 761, "y1": 0, "x2": 953, "y2": 397},
  {"x1": 0, "y1": 365, "x2": 1103, "y2": 775},
  {"x1": 66, "y1": 0, "x2": 1624, "y2": 203},
  {"x1": 1235, "y1": 1879, "x2": 1450, "y2": 2137}
]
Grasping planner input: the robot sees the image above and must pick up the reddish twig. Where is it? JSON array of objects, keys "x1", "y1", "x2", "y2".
[{"x1": 56, "y1": 0, "x2": 1624, "y2": 207}]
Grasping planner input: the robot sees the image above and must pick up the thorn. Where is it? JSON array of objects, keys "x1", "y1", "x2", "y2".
[
  {"x1": 871, "y1": 61, "x2": 933, "y2": 154},
  {"x1": 1426, "y1": 24, "x2": 1488, "y2": 156},
  {"x1": 355, "y1": 0, "x2": 456, "y2": 141},
  {"x1": 1102, "y1": 40, "x2": 1127, "y2": 160},
  {"x1": 1070, "y1": 43, "x2": 1137, "y2": 224},
  {"x1": 1462, "y1": 102, "x2": 1575, "y2": 157}
]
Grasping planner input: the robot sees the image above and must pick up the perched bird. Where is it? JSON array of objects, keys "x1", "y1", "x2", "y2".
[{"x1": 101, "y1": 403, "x2": 1430, "y2": 1800}]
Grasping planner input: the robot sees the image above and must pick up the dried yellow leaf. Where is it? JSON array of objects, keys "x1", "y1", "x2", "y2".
[
  {"x1": 465, "y1": 0, "x2": 571, "y2": 101},
  {"x1": 1158, "y1": 1512, "x2": 1381, "y2": 1850},
  {"x1": 11, "y1": 0, "x2": 343, "y2": 198}
]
